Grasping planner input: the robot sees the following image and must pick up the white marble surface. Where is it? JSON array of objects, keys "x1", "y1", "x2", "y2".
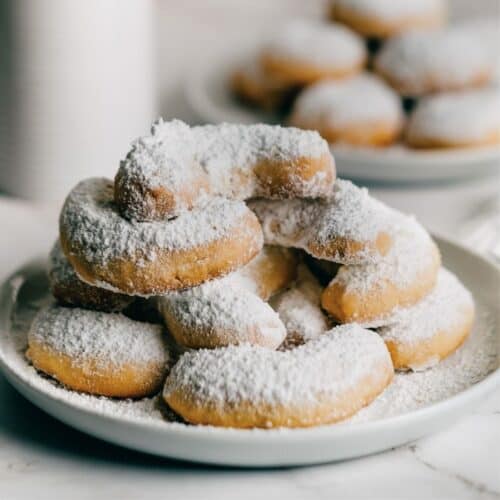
[{"x1": 0, "y1": 174, "x2": 499, "y2": 499}]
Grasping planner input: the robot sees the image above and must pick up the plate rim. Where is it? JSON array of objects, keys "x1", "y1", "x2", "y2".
[{"x1": 184, "y1": 57, "x2": 500, "y2": 181}]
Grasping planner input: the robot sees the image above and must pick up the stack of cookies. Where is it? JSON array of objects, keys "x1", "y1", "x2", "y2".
[
  {"x1": 231, "y1": 1, "x2": 500, "y2": 150},
  {"x1": 27, "y1": 120, "x2": 475, "y2": 428}
]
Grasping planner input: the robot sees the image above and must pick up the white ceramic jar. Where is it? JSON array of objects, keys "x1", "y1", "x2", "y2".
[{"x1": 0, "y1": 0, "x2": 156, "y2": 202}]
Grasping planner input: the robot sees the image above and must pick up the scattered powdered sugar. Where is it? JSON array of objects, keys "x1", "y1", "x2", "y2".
[
  {"x1": 375, "y1": 28, "x2": 492, "y2": 95},
  {"x1": 264, "y1": 20, "x2": 366, "y2": 68},
  {"x1": 249, "y1": 179, "x2": 397, "y2": 264},
  {"x1": 116, "y1": 119, "x2": 333, "y2": 219},
  {"x1": 28, "y1": 304, "x2": 169, "y2": 368},
  {"x1": 1, "y1": 266, "x2": 497, "y2": 430},
  {"x1": 60, "y1": 177, "x2": 254, "y2": 265},
  {"x1": 332, "y1": 214, "x2": 438, "y2": 295},
  {"x1": 379, "y1": 268, "x2": 474, "y2": 346},
  {"x1": 291, "y1": 73, "x2": 403, "y2": 130},
  {"x1": 334, "y1": 0, "x2": 445, "y2": 23},
  {"x1": 272, "y1": 264, "x2": 329, "y2": 348},
  {"x1": 163, "y1": 325, "x2": 390, "y2": 408},
  {"x1": 406, "y1": 89, "x2": 500, "y2": 144},
  {"x1": 350, "y1": 304, "x2": 497, "y2": 423}
]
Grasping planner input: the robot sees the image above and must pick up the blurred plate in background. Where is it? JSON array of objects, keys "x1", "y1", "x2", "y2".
[{"x1": 186, "y1": 59, "x2": 500, "y2": 183}]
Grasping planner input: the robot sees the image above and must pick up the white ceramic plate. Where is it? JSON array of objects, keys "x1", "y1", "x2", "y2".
[
  {"x1": 0, "y1": 237, "x2": 499, "y2": 467},
  {"x1": 185, "y1": 60, "x2": 500, "y2": 183}
]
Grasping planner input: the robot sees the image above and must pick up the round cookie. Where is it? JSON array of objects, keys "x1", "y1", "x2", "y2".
[
  {"x1": 157, "y1": 246, "x2": 298, "y2": 350},
  {"x1": 48, "y1": 240, "x2": 134, "y2": 312},
  {"x1": 60, "y1": 177, "x2": 263, "y2": 296},
  {"x1": 163, "y1": 324, "x2": 393, "y2": 428},
  {"x1": 405, "y1": 89, "x2": 500, "y2": 149},
  {"x1": 249, "y1": 179, "x2": 396, "y2": 265},
  {"x1": 271, "y1": 264, "x2": 330, "y2": 349},
  {"x1": 378, "y1": 268, "x2": 475, "y2": 371},
  {"x1": 330, "y1": 0, "x2": 446, "y2": 39},
  {"x1": 375, "y1": 28, "x2": 494, "y2": 96},
  {"x1": 321, "y1": 216, "x2": 441, "y2": 325},
  {"x1": 26, "y1": 305, "x2": 169, "y2": 398},
  {"x1": 115, "y1": 120, "x2": 335, "y2": 221},
  {"x1": 260, "y1": 20, "x2": 367, "y2": 86},
  {"x1": 230, "y1": 59, "x2": 299, "y2": 111},
  {"x1": 290, "y1": 74, "x2": 404, "y2": 146}
]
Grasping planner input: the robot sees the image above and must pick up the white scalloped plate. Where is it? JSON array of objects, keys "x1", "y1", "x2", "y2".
[
  {"x1": 0, "y1": 237, "x2": 499, "y2": 467},
  {"x1": 185, "y1": 59, "x2": 500, "y2": 183}
]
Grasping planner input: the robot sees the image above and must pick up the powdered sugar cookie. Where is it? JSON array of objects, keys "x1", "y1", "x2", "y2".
[
  {"x1": 260, "y1": 20, "x2": 367, "y2": 86},
  {"x1": 26, "y1": 305, "x2": 169, "y2": 398},
  {"x1": 49, "y1": 240, "x2": 134, "y2": 312},
  {"x1": 249, "y1": 179, "x2": 396, "y2": 265},
  {"x1": 163, "y1": 324, "x2": 393, "y2": 428},
  {"x1": 230, "y1": 59, "x2": 298, "y2": 111},
  {"x1": 405, "y1": 89, "x2": 500, "y2": 149},
  {"x1": 321, "y1": 217, "x2": 441, "y2": 325},
  {"x1": 115, "y1": 120, "x2": 335, "y2": 221},
  {"x1": 290, "y1": 74, "x2": 404, "y2": 146},
  {"x1": 157, "y1": 246, "x2": 298, "y2": 350},
  {"x1": 272, "y1": 264, "x2": 330, "y2": 349},
  {"x1": 458, "y1": 18, "x2": 500, "y2": 85},
  {"x1": 60, "y1": 178, "x2": 263, "y2": 296},
  {"x1": 330, "y1": 0, "x2": 446, "y2": 39},
  {"x1": 375, "y1": 29, "x2": 493, "y2": 96},
  {"x1": 378, "y1": 268, "x2": 475, "y2": 371}
]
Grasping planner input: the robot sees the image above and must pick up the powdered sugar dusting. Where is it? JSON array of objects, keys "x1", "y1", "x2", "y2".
[
  {"x1": 406, "y1": 89, "x2": 500, "y2": 144},
  {"x1": 350, "y1": 304, "x2": 496, "y2": 423},
  {"x1": 379, "y1": 268, "x2": 474, "y2": 346},
  {"x1": 157, "y1": 275, "x2": 286, "y2": 348},
  {"x1": 333, "y1": 215, "x2": 439, "y2": 295},
  {"x1": 48, "y1": 239, "x2": 134, "y2": 311},
  {"x1": 116, "y1": 119, "x2": 333, "y2": 219},
  {"x1": 291, "y1": 73, "x2": 403, "y2": 130},
  {"x1": 28, "y1": 304, "x2": 168, "y2": 369},
  {"x1": 156, "y1": 246, "x2": 298, "y2": 348},
  {"x1": 60, "y1": 177, "x2": 255, "y2": 265},
  {"x1": 49, "y1": 240, "x2": 76, "y2": 284},
  {"x1": 250, "y1": 179, "x2": 397, "y2": 264},
  {"x1": 272, "y1": 264, "x2": 329, "y2": 348},
  {"x1": 264, "y1": 20, "x2": 366, "y2": 68},
  {"x1": 194, "y1": 122, "x2": 328, "y2": 179},
  {"x1": 375, "y1": 28, "x2": 493, "y2": 95},
  {"x1": 459, "y1": 18, "x2": 500, "y2": 84},
  {"x1": 163, "y1": 325, "x2": 390, "y2": 408},
  {"x1": 118, "y1": 120, "x2": 198, "y2": 192},
  {"x1": 1, "y1": 264, "x2": 497, "y2": 430}
]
